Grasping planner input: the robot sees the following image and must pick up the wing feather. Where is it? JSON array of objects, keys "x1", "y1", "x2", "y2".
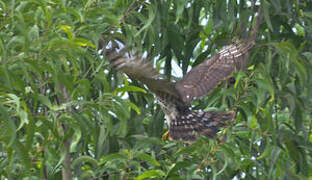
[
  {"x1": 175, "y1": 42, "x2": 252, "y2": 104},
  {"x1": 109, "y1": 56, "x2": 179, "y2": 98},
  {"x1": 175, "y1": 7, "x2": 262, "y2": 104}
]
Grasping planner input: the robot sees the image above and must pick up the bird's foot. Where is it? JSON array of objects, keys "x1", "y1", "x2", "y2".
[{"x1": 162, "y1": 130, "x2": 169, "y2": 141}]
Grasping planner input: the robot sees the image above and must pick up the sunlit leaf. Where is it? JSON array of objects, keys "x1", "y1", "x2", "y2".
[
  {"x1": 294, "y1": 23, "x2": 305, "y2": 36},
  {"x1": 72, "y1": 38, "x2": 96, "y2": 48},
  {"x1": 126, "y1": 101, "x2": 141, "y2": 115},
  {"x1": 257, "y1": 141, "x2": 271, "y2": 160},
  {"x1": 59, "y1": 25, "x2": 73, "y2": 40},
  {"x1": 113, "y1": 85, "x2": 147, "y2": 95}
]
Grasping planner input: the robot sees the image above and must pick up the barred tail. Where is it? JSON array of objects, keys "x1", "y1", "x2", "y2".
[{"x1": 169, "y1": 110, "x2": 235, "y2": 143}]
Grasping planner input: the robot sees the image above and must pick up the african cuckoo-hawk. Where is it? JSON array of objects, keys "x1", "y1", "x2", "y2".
[{"x1": 108, "y1": 8, "x2": 262, "y2": 143}]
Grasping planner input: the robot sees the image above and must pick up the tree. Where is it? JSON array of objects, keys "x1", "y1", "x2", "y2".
[{"x1": 0, "y1": 0, "x2": 311, "y2": 179}]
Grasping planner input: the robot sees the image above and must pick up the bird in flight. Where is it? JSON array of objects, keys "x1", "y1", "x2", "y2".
[{"x1": 108, "y1": 8, "x2": 262, "y2": 143}]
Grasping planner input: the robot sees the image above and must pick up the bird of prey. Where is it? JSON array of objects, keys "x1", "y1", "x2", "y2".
[{"x1": 108, "y1": 8, "x2": 262, "y2": 143}]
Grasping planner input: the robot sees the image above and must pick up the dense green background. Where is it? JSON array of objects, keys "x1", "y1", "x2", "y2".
[{"x1": 0, "y1": 0, "x2": 311, "y2": 179}]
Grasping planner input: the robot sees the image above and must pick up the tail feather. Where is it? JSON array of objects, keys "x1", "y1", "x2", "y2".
[{"x1": 169, "y1": 110, "x2": 235, "y2": 142}]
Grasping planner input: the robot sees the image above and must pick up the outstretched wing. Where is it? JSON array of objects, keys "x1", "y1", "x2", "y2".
[
  {"x1": 176, "y1": 8, "x2": 262, "y2": 104},
  {"x1": 111, "y1": 56, "x2": 162, "y2": 81},
  {"x1": 175, "y1": 42, "x2": 252, "y2": 104},
  {"x1": 109, "y1": 55, "x2": 179, "y2": 98}
]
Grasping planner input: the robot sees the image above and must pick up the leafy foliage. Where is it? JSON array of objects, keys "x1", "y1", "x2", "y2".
[{"x1": 0, "y1": 0, "x2": 311, "y2": 179}]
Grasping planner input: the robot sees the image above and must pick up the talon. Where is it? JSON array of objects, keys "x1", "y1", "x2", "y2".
[{"x1": 162, "y1": 130, "x2": 170, "y2": 141}]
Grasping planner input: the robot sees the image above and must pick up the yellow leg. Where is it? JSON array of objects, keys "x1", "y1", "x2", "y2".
[{"x1": 162, "y1": 130, "x2": 169, "y2": 140}]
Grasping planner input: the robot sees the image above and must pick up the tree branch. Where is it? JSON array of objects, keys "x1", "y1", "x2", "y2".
[{"x1": 59, "y1": 84, "x2": 73, "y2": 180}]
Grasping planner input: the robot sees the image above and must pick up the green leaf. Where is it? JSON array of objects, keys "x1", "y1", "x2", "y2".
[
  {"x1": 302, "y1": 52, "x2": 312, "y2": 60},
  {"x1": 213, "y1": 158, "x2": 228, "y2": 178},
  {"x1": 135, "y1": 5, "x2": 156, "y2": 37},
  {"x1": 28, "y1": 25, "x2": 39, "y2": 40},
  {"x1": 135, "y1": 169, "x2": 165, "y2": 180},
  {"x1": 59, "y1": 25, "x2": 73, "y2": 40},
  {"x1": 12, "y1": 140, "x2": 31, "y2": 172},
  {"x1": 72, "y1": 38, "x2": 96, "y2": 48},
  {"x1": 75, "y1": 78, "x2": 91, "y2": 98},
  {"x1": 0, "y1": 103, "x2": 16, "y2": 146},
  {"x1": 134, "y1": 153, "x2": 160, "y2": 167},
  {"x1": 37, "y1": 94, "x2": 52, "y2": 108},
  {"x1": 80, "y1": 170, "x2": 95, "y2": 180},
  {"x1": 248, "y1": 115, "x2": 259, "y2": 129},
  {"x1": 303, "y1": 11, "x2": 312, "y2": 19},
  {"x1": 167, "y1": 161, "x2": 193, "y2": 176},
  {"x1": 273, "y1": 41, "x2": 298, "y2": 59},
  {"x1": 204, "y1": 14, "x2": 213, "y2": 36},
  {"x1": 17, "y1": 108, "x2": 28, "y2": 130},
  {"x1": 255, "y1": 78, "x2": 275, "y2": 102},
  {"x1": 126, "y1": 101, "x2": 141, "y2": 115},
  {"x1": 234, "y1": 72, "x2": 246, "y2": 89},
  {"x1": 257, "y1": 142, "x2": 271, "y2": 160},
  {"x1": 175, "y1": 0, "x2": 187, "y2": 23},
  {"x1": 99, "y1": 152, "x2": 127, "y2": 165},
  {"x1": 50, "y1": 145, "x2": 68, "y2": 175},
  {"x1": 292, "y1": 58, "x2": 307, "y2": 84},
  {"x1": 70, "y1": 128, "x2": 82, "y2": 152},
  {"x1": 263, "y1": 0, "x2": 273, "y2": 31},
  {"x1": 113, "y1": 85, "x2": 147, "y2": 95},
  {"x1": 294, "y1": 23, "x2": 305, "y2": 36},
  {"x1": 72, "y1": 155, "x2": 98, "y2": 169},
  {"x1": 64, "y1": 7, "x2": 84, "y2": 23},
  {"x1": 167, "y1": 23, "x2": 184, "y2": 58}
]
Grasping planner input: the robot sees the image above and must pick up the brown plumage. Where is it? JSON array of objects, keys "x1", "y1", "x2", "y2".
[
  {"x1": 108, "y1": 8, "x2": 262, "y2": 142},
  {"x1": 175, "y1": 42, "x2": 253, "y2": 104}
]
